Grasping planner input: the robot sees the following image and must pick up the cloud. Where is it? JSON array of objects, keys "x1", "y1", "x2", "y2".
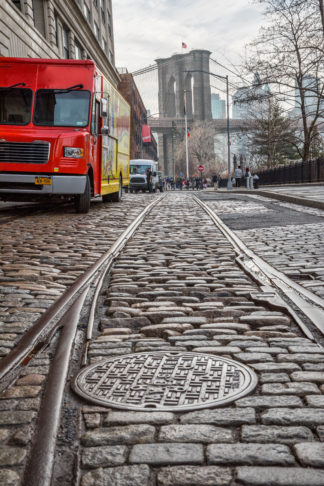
[
  {"x1": 113, "y1": 0, "x2": 264, "y2": 71},
  {"x1": 113, "y1": 0, "x2": 265, "y2": 111}
]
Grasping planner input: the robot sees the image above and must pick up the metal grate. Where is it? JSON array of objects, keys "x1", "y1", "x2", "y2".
[
  {"x1": 131, "y1": 177, "x2": 146, "y2": 183},
  {"x1": 0, "y1": 141, "x2": 50, "y2": 164},
  {"x1": 73, "y1": 352, "x2": 258, "y2": 411}
]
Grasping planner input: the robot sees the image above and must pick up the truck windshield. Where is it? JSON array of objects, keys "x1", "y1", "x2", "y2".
[
  {"x1": 130, "y1": 164, "x2": 152, "y2": 175},
  {"x1": 34, "y1": 90, "x2": 90, "y2": 127},
  {"x1": 0, "y1": 88, "x2": 33, "y2": 125}
]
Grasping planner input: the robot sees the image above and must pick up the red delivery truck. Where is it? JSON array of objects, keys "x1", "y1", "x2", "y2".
[{"x1": 0, "y1": 58, "x2": 130, "y2": 212}]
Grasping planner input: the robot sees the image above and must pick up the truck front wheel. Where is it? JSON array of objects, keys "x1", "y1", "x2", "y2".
[{"x1": 74, "y1": 175, "x2": 91, "y2": 213}]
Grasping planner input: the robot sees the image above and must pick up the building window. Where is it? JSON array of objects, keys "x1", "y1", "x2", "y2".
[
  {"x1": 93, "y1": 0, "x2": 98, "y2": 7},
  {"x1": 54, "y1": 13, "x2": 59, "y2": 46},
  {"x1": 11, "y1": 0, "x2": 22, "y2": 10},
  {"x1": 100, "y1": 0, "x2": 105, "y2": 23},
  {"x1": 75, "y1": 42, "x2": 83, "y2": 60},
  {"x1": 109, "y1": 50, "x2": 113, "y2": 64},
  {"x1": 62, "y1": 25, "x2": 70, "y2": 59},
  {"x1": 94, "y1": 22, "x2": 99, "y2": 38},
  {"x1": 84, "y1": 2, "x2": 90, "y2": 21},
  {"x1": 102, "y1": 38, "x2": 107, "y2": 53},
  {"x1": 32, "y1": 0, "x2": 46, "y2": 37}
]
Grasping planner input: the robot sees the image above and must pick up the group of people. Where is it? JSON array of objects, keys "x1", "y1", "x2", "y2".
[
  {"x1": 210, "y1": 167, "x2": 259, "y2": 190},
  {"x1": 147, "y1": 166, "x2": 260, "y2": 192},
  {"x1": 233, "y1": 166, "x2": 259, "y2": 189},
  {"x1": 162, "y1": 177, "x2": 207, "y2": 191}
]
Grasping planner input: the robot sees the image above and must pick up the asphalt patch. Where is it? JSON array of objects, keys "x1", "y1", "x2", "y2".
[{"x1": 198, "y1": 193, "x2": 324, "y2": 230}]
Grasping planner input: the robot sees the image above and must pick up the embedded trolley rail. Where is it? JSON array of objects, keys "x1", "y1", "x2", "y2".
[{"x1": 1, "y1": 192, "x2": 324, "y2": 486}]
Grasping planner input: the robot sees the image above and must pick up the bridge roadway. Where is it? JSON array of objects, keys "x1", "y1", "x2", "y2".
[
  {"x1": 148, "y1": 117, "x2": 250, "y2": 133},
  {"x1": 0, "y1": 186, "x2": 323, "y2": 485}
]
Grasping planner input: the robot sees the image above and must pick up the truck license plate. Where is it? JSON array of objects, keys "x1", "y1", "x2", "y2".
[{"x1": 35, "y1": 177, "x2": 52, "y2": 185}]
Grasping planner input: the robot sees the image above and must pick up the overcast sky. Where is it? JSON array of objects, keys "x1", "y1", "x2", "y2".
[
  {"x1": 112, "y1": 0, "x2": 265, "y2": 112},
  {"x1": 113, "y1": 0, "x2": 264, "y2": 71}
]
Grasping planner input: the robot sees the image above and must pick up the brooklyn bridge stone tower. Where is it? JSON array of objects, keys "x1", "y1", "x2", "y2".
[{"x1": 154, "y1": 49, "x2": 212, "y2": 174}]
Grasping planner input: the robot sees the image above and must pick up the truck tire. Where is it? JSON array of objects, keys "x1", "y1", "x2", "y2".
[
  {"x1": 110, "y1": 176, "x2": 123, "y2": 202},
  {"x1": 74, "y1": 175, "x2": 91, "y2": 213}
]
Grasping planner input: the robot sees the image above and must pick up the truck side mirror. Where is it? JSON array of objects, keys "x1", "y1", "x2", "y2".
[
  {"x1": 101, "y1": 125, "x2": 109, "y2": 135},
  {"x1": 100, "y1": 98, "x2": 108, "y2": 118}
]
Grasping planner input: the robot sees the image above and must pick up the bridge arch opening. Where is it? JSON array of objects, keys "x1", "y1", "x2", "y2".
[
  {"x1": 184, "y1": 72, "x2": 193, "y2": 118},
  {"x1": 166, "y1": 76, "x2": 176, "y2": 117}
]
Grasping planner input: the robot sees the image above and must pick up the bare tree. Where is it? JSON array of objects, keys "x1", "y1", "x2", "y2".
[
  {"x1": 248, "y1": 0, "x2": 324, "y2": 160},
  {"x1": 175, "y1": 121, "x2": 223, "y2": 177}
]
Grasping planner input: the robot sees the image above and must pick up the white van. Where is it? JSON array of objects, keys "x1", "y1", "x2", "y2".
[{"x1": 128, "y1": 159, "x2": 161, "y2": 193}]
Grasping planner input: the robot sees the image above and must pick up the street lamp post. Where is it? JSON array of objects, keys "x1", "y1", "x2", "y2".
[
  {"x1": 183, "y1": 70, "x2": 232, "y2": 190},
  {"x1": 225, "y1": 75, "x2": 232, "y2": 190},
  {"x1": 184, "y1": 90, "x2": 189, "y2": 180}
]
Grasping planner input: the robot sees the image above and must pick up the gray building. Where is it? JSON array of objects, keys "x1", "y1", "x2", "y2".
[
  {"x1": 232, "y1": 74, "x2": 270, "y2": 120},
  {"x1": 290, "y1": 75, "x2": 323, "y2": 120},
  {"x1": 211, "y1": 93, "x2": 225, "y2": 119},
  {"x1": 0, "y1": 0, "x2": 118, "y2": 86}
]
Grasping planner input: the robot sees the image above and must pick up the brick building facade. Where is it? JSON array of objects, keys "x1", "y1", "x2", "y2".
[
  {"x1": 118, "y1": 71, "x2": 158, "y2": 161},
  {"x1": 1, "y1": 0, "x2": 118, "y2": 86}
]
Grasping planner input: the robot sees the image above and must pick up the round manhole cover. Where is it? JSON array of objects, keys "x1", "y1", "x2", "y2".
[{"x1": 73, "y1": 352, "x2": 257, "y2": 411}]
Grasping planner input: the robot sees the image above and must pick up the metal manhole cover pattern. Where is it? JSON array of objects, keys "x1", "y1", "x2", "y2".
[{"x1": 73, "y1": 352, "x2": 258, "y2": 411}]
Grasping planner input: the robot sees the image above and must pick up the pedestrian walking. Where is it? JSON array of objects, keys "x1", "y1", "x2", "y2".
[
  {"x1": 234, "y1": 166, "x2": 242, "y2": 187},
  {"x1": 253, "y1": 173, "x2": 259, "y2": 189},
  {"x1": 212, "y1": 173, "x2": 218, "y2": 190},
  {"x1": 146, "y1": 168, "x2": 153, "y2": 193}
]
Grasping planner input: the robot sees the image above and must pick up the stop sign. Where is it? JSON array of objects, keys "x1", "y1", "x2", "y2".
[{"x1": 198, "y1": 165, "x2": 204, "y2": 172}]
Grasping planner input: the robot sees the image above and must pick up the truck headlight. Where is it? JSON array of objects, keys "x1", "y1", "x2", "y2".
[{"x1": 63, "y1": 147, "x2": 84, "y2": 158}]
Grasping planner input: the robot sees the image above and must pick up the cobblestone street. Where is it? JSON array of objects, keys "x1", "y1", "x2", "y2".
[
  {"x1": 2, "y1": 0, "x2": 324, "y2": 483},
  {"x1": 0, "y1": 191, "x2": 324, "y2": 485}
]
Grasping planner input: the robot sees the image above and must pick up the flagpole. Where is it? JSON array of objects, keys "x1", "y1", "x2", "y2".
[{"x1": 184, "y1": 89, "x2": 189, "y2": 180}]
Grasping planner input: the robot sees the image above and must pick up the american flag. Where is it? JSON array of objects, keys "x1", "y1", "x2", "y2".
[{"x1": 182, "y1": 42, "x2": 187, "y2": 48}]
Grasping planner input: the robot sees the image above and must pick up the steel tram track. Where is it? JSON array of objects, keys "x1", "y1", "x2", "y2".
[
  {"x1": 0, "y1": 193, "x2": 166, "y2": 486},
  {"x1": 194, "y1": 195, "x2": 324, "y2": 342},
  {"x1": 0, "y1": 192, "x2": 324, "y2": 485}
]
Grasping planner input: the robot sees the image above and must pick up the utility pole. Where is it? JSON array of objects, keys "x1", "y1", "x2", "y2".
[
  {"x1": 184, "y1": 89, "x2": 189, "y2": 180},
  {"x1": 226, "y1": 75, "x2": 232, "y2": 190}
]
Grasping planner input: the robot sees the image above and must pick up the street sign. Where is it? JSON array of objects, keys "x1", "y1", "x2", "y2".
[{"x1": 198, "y1": 165, "x2": 204, "y2": 172}]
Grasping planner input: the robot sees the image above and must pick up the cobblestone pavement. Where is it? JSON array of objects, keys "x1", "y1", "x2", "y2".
[
  {"x1": 203, "y1": 194, "x2": 324, "y2": 299},
  {"x1": 237, "y1": 222, "x2": 324, "y2": 299},
  {"x1": 0, "y1": 196, "x2": 153, "y2": 360},
  {"x1": 0, "y1": 192, "x2": 324, "y2": 485},
  {"x1": 78, "y1": 195, "x2": 323, "y2": 485}
]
